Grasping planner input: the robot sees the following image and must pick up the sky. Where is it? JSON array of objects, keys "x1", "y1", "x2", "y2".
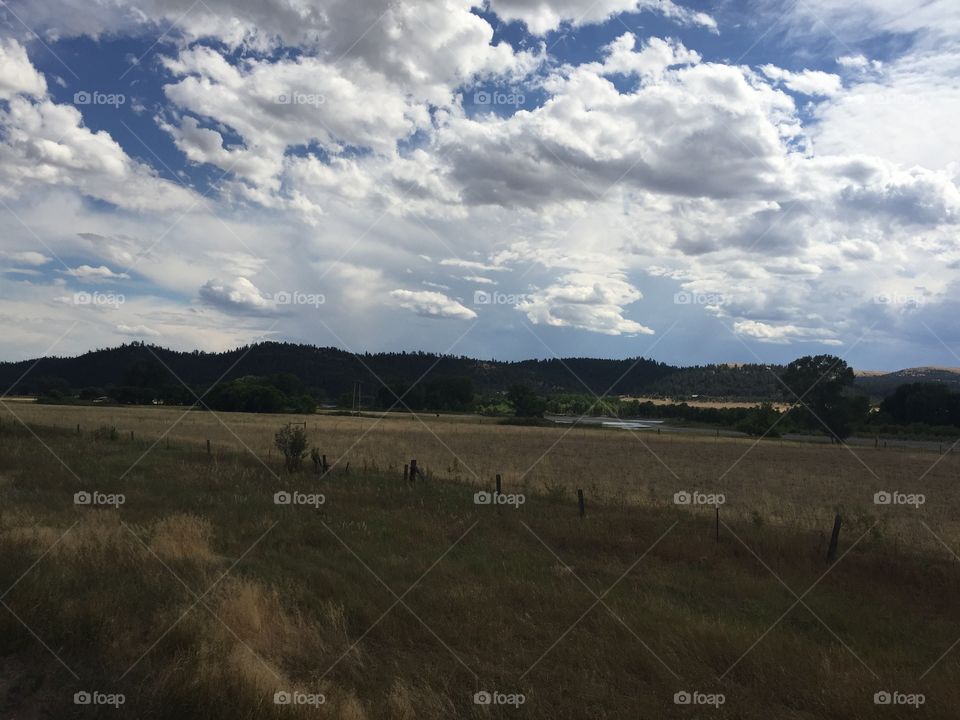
[{"x1": 0, "y1": 0, "x2": 958, "y2": 370}]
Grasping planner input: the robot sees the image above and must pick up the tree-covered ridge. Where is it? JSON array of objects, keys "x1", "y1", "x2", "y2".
[
  {"x1": 0, "y1": 342, "x2": 952, "y2": 412},
  {"x1": 0, "y1": 342, "x2": 679, "y2": 402}
]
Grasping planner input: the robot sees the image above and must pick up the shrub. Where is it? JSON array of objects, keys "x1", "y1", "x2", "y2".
[
  {"x1": 93, "y1": 424, "x2": 118, "y2": 441},
  {"x1": 274, "y1": 425, "x2": 308, "y2": 472}
]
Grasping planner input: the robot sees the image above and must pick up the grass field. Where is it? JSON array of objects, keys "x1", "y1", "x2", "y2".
[{"x1": 1, "y1": 401, "x2": 959, "y2": 718}]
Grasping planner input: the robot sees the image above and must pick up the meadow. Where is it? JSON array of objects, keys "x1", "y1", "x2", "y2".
[{"x1": 1, "y1": 401, "x2": 959, "y2": 718}]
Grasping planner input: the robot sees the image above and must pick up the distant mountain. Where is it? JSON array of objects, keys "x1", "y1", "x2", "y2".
[{"x1": 855, "y1": 367, "x2": 960, "y2": 398}]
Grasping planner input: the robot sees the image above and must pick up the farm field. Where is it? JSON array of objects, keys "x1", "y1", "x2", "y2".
[{"x1": 0, "y1": 402, "x2": 959, "y2": 718}]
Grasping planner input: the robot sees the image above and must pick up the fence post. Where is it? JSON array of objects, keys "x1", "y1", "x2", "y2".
[
  {"x1": 403, "y1": 464, "x2": 409, "y2": 483},
  {"x1": 322, "y1": 454, "x2": 328, "y2": 473},
  {"x1": 826, "y1": 514, "x2": 842, "y2": 563},
  {"x1": 206, "y1": 439, "x2": 211, "y2": 455},
  {"x1": 409, "y1": 459, "x2": 418, "y2": 483},
  {"x1": 495, "y1": 473, "x2": 502, "y2": 496},
  {"x1": 577, "y1": 488, "x2": 585, "y2": 519},
  {"x1": 76, "y1": 423, "x2": 80, "y2": 436},
  {"x1": 715, "y1": 506, "x2": 720, "y2": 543}
]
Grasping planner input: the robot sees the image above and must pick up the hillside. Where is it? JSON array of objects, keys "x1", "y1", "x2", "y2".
[
  {"x1": 854, "y1": 367, "x2": 960, "y2": 397},
  {"x1": 0, "y1": 342, "x2": 953, "y2": 403},
  {"x1": 0, "y1": 342, "x2": 676, "y2": 401}
]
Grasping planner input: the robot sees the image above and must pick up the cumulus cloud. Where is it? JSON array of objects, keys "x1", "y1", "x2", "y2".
[
  {"x1": 435, "y1": 42, "x2": 801, "y2": 208},
  {"x1": 519, "y1": 273, "x2": 653, "y2": 335},
  {"x1": 389, "y1": 289, "x2": 477, "y2": 320},
  {"x1": 0, "y1": 41, "x2": 197, "y2": 211},
  {"x1": 760, "y1": 64, "x2": 842, "y2": 96},
  {"x1": 733, "y1": 320, "x2": 841, "y2": 345},
  {"x1": 0, "y1": 38, "x2": 47, "y2": 99},
  {"x1": 198, "y1": 277, "x2": 273, "y2": 314}
]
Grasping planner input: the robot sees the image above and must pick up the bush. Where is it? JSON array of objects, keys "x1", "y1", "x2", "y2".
[
  {"x1": 93, "y1": 425, "x2": 118, "y2": 441},
  {"x1": 274, "y1": 425, "x2": 308, "y2": 472}
]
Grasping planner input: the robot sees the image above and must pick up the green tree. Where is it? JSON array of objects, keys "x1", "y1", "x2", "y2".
[
  {"x1": 274, "y1": 425, "x2": 308, "y2": 472},
  {"x1": 779, "y1": 355, "x2": 861, "y2": 441},
  {"x1": 507, "y1": 384, "x2": 546, "y2": 418}
]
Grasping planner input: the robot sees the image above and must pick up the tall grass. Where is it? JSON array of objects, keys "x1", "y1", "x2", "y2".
[{"x1": 0, "y1": 409, "x2": 958, "y2": 717}]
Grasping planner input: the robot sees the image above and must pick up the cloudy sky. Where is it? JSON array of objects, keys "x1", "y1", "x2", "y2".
[{"x1": 0, "y1": 0, "x2": 958, "y2": 370}]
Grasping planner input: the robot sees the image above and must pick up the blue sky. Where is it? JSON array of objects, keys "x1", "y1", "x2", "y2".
[{"x1": 1, "y1": 0, "x2": 958, "y2": 370}]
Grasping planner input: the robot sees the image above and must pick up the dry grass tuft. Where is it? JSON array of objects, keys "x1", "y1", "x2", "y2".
[{"x1": 150, "y1": 513, "x2": 215, "y2": 562}]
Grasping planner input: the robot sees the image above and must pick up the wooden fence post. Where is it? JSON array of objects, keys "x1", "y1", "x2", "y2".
[
  {"x1": 409, "y1": 459, "x2": 418, "y2": 483},
  {"x1": 826, "y1": 514, "x2": 842, "y2": 563},
  {"x1": 76, "y1": 423, "x2": 80, "y2": 436},
  {"x1": 130, "y1": 430, "x2": 134, "y2": 441},
  {"x1": 495, "y1": 474, "x2": 502, "y2": 496},
  {"x1": 206, "y1": 439, "x2": 211, "y2": 455},
  {"x1": 577, "y1": 488, "x2": 585, "y2": 519},
  {"x1": 715, "y1": 506, "x2": 720, "y2": 543},
  {"x1": 403, "y1": 464, "x2": 409, "y2": 483}
]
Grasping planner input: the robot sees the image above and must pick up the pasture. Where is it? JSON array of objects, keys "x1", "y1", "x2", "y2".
[{"x1": 0, "y1": 400, "x2": 958, "y2": 718}]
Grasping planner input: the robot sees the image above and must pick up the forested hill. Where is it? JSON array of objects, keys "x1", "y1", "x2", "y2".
[
  {"x1": 0, "y1": 342, "x2": 786, "y2": 402},
  {"x1": 0, "y1": 342, "x2": 674, "y2": 400}
]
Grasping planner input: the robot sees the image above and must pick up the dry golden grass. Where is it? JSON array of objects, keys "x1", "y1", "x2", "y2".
[
  {"x1": 3, "y1": 413, "x2": 960, "y2": 718},
  {"x1": 2, "y1": 401, "x2": 956, "y2": 552},
  {"x1": 150, "y1": 514, "x2": 216, "y2": 562}
]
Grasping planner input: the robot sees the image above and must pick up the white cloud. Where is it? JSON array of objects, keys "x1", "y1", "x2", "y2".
[
  {"x1": 811, "y1": 49, "x2": 960, "y2": 170},
  {"x1": 116, "y1": 323, "x2": 160, "y2": 337},
  {"x1": 519, "y1": 272, "x2": 653, "y2": 335},
  {"x1": 65, "y1": 264, "x2": 131, "y2": 280},
  {"x1": 389, "y1": 289, "x2": 477, "y2": 320},
  {"x1": 198, "y1": 277, "x2": 273, "y2": 314},
  {"x1": 1, "y1": 250, "x2": 50, "y2": 266},
  {"x1": 733, "y1": 320, "x2": 840, "y2": 345},
  {"x1": 0, "y1": 42, "x2": 197, "y2": 211},
  {"x1": 760, "y1": 64, "x2": 842, "y2": 96},
  {"x1": 0, "y1": 38, "x2": 47, "y2": 99},
  {"x1": 486, "y1": 0, "x2": 717, "y2": 34}
]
